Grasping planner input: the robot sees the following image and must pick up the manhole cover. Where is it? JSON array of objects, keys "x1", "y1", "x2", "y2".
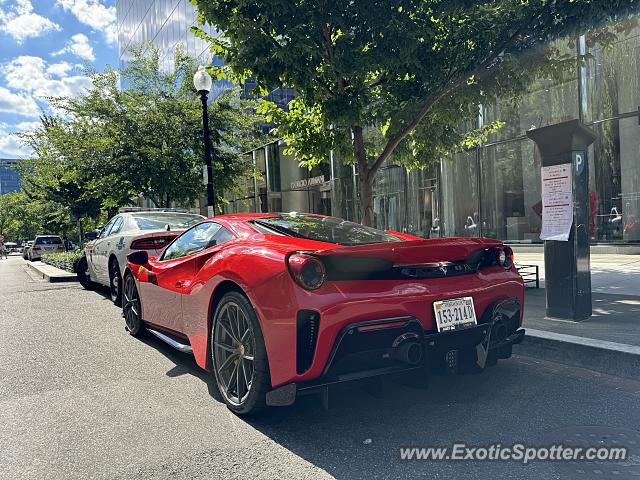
[{"x1": 540, "y1": 426, "x2": 640, "y2": 479}]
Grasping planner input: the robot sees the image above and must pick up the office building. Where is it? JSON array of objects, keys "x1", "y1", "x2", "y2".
[{"x1": 0, "y1": 159, "x2": 20, "y2": 195}]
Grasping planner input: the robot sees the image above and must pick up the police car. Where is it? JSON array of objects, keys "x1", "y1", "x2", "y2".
[{"x1": 78, "y1": 208, "x2": 204, "y2": 305}]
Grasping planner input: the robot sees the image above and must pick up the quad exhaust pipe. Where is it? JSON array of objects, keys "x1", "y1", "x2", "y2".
[
  {"x1": 492, "y1": 319, "x2": 508, "y2": 343},
  {"x1": 393, "y1": 339, "x2": 423, "y2": 365}
]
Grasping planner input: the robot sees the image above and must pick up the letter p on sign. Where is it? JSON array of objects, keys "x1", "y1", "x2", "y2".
[{"x1": 575, "y1": 152, "x2": 585, "y2": 177}]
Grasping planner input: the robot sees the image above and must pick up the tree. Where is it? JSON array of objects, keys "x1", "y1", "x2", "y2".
[
  {"x1": 0, "y1": 192, "x2": 49, "y2": 242},
  {"x1": 19, "y1": 46, "x2": 267, "y2": 224},
  {"x1": 192, "y1": 0, "x2": 638, "y2": 225}
]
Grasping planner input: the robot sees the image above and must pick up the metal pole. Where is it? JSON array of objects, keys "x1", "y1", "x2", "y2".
[{"x1": 200, "y1": 91, "x2": 216, "y2": 217}]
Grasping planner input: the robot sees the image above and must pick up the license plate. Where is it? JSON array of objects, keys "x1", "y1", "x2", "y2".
[
  {"x1": 433, "y1": 297, "x2": 477, "y2": 332},
  {"x1": 44, "y1": 246, "x2": 54, "y2": 250}
]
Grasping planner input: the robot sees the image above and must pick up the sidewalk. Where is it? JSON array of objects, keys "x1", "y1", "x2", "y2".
[
  {"x1": 523, "y1": 289, "x2": 640, "y2": 346},
  {"x1": 25, "y1": 260, "x2": 77, "y2": 282},
  {"x1": 514, "y1": 252, "x2": 640, "y2": 378},
  {"x1": 516, "y1": 252, "x2": 640, "y2": 296}
]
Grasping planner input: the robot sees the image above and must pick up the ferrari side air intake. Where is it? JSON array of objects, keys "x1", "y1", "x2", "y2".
[{"x1": 296, "y1": 310, "x2": 320, "y2": 374}]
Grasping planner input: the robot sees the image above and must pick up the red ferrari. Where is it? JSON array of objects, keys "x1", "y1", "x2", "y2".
[{"x1": 124, "y1": 212, "x2": 525, "y2": 415}]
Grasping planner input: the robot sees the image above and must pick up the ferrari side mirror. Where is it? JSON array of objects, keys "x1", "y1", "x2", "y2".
[{"x1": 128, "y1": 250, "x2": 149, "y2": 265}]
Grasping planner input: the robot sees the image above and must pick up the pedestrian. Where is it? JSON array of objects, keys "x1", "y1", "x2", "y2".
[{"x1": 0, "y1": 242, "x2": 6, "y2": 259}]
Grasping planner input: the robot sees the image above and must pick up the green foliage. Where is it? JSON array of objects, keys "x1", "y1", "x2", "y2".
[
  {"x1": 192, "y1": 0, "x2": 638, "y2": 224},
  {"x1": 17, "y1": 45, "x2": 267, "y2": 234},
  {"x1": 0, "y1": 192, "x2": 49, "y2": 241},
  {"x1": 41, "y1": 251, "x2": 84, "y2": 273}
]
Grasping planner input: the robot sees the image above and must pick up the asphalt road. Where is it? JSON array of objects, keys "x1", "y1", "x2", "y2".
[{"x1": 1, "y1": 254, "x2": 639, "y2": 479}]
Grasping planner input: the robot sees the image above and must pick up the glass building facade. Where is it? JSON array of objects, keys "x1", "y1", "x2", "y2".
[
  {"x1": 116, "y1": 0, "x2": 294, "y2": 105},
  {"x1": 0, "y1": 159, "x2": 20, "y2": 195},
  {"x1": 116, "y1": 4, "x2": 639, "y2": 244},
  {"x1": 117, "y1": 0, "x2": 212, "y2": 65},
  {"x1": 231, "y1": 15, "x2": 640, "y2": 245}
]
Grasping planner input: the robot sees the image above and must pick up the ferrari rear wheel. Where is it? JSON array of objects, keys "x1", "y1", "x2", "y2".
[
  {"x1": 211, "y1": 291, "x2": 270, "y2": 415},
  {"x1": 109, "y1": 259, "x2": 123, "y2": 307},
  {"x1": 123, "y1": 273, "x2": 144, "y2": 336}
]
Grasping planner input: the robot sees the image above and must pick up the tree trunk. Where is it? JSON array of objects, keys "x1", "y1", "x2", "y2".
[
  {"x1": 77, "y1": 219, "x2": 84, "y2": 244},
  {"x1": 352, "y1": 126, "x2": 375, "y2": 227},
  {"x1": 358, "y1": 170, "x2": 375, "y2": 227}
]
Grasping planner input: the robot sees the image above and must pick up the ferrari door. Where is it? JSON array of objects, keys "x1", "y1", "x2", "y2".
[
  {"x1": 138, "y1": 257, "x2": 193, "y2": 332},
  {"x1": 139, "y1": 222, "x2": 224, "y2": 332}
]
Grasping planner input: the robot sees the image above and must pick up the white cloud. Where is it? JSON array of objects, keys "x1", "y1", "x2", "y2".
[
  {"x1": 0, "y1": 86, "x2": 40, "y2": 117},
  {"x1": 15, "y1": 120, "x2": 40, "y2": 131},
  {"x1": 46, "y1": 61, "x2": 73, "y2": 77},
  {"x1": 55, "y1": 0, "x2": 116, "y2": 44},
  {"x1": 0, "y1": 0, "x2": 61, "y2": 42},
  {"x1": 3, "y1": 55, "x2": 92, "y2": 100},
  {"x1": 0, "y1": 121, "x2": 35, "y2": 157},
  {"x1": 53, "y1": 33, "x2": 95, "y2": 61}
]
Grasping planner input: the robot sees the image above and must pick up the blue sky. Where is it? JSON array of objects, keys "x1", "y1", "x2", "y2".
[{"x1": 0, "y1": 0, "x2": 117, "y2": 158}]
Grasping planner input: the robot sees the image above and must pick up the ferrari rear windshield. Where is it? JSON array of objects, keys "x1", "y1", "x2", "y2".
[
  {"x1": 252, "y1": 214, "x2": 403, "y2": 246},
  {"x1": 132, "y1": 213, "x2": 203, "y2": 231}
]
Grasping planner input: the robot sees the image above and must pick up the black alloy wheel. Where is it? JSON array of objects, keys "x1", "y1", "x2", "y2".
[
  {"x1": 109, "y1": 260, "x2": 123, "y2": 307},
  {"x1": 123, "y1": 273, "x2": 144, "y2": 336},
  {"x1": 76, "y1": 256, "x2": 94, "y2": 290},
  {"x1": 211, "y1": 291, "x2": 270, "y2": 415}
]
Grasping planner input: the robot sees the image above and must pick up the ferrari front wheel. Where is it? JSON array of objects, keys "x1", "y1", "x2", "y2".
[{"x1": 211, "y1": 291, "x2": 270, "y2": 415}]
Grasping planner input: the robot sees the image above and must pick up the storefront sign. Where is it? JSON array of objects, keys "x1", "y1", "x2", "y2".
[
  {"x1": 540, "y1": 163, "x2": 573, "y2": 241},
  {"x1": 290, "y1": 175, "x2": 325, "y2": 190}
]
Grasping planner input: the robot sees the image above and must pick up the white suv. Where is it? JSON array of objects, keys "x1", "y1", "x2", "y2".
[{"x1": 29, "y1": 235, "x2": 65, "y2": 261}]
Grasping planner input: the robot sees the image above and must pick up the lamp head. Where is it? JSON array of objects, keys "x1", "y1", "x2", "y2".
[{"x1": 193, "y1": 65, "x2": 212, "y2": 94}]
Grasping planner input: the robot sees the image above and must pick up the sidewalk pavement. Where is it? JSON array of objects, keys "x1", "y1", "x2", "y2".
[
  {"x1": 515, "y1": 253, "x2": 640, "y2": 378},
  {"x1": 516, "y1": 252, "x2": 640, "y2": 296},
  {"x1": 523, "y1": 288, "x2": 640, "y2": 346},
  {"x1": 25, "y1": 260, "x2": 77, "y2": 282}
]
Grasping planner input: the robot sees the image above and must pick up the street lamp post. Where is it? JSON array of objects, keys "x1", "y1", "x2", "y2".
[{"x1": 193, "y1": 66, "x2": 216, "y2": 217}]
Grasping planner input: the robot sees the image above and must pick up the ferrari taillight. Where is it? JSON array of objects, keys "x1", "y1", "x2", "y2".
[
  {"x1": 287, "y1": 253, "x2": 325, "y2": 290},
  {"x1": 130, "y1": 236, "x2": 174, "y2": 250}
]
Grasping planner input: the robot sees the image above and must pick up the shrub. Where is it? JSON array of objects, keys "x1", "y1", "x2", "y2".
[{"x1": 41, "y1": 251, "x2": 85, "y2": 273}]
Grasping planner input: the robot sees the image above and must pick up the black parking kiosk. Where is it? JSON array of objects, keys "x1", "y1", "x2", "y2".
[{"x1": 526, "y1": 119, "x2": 597, "y2": 321}]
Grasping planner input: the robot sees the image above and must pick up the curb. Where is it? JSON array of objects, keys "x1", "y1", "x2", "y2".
[
  {"x1": 515, "y1": 328, "x2": 640, "y2": 379},
  {"x1": 26, "y1": 261, "x2": 78, "y2": 283}
]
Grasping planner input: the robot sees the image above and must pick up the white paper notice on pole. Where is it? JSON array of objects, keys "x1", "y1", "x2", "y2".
[{"x1": 540, "y1": 163, "x2": 573, "y2": 241}]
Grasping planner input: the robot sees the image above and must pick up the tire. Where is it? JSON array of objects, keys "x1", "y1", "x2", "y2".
[
  {"x1": 76, "y1": 256, "x2": 95, "y2": 290},
  {"x1": 109, "y1": 259, "x2": 123, "y2": 307},
  {"x1": 123, "y1": 273, "x2": 144, "y2": 336},
  {"x1": 211, "y1": 291, "x2": 270, "y2": 415}
]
